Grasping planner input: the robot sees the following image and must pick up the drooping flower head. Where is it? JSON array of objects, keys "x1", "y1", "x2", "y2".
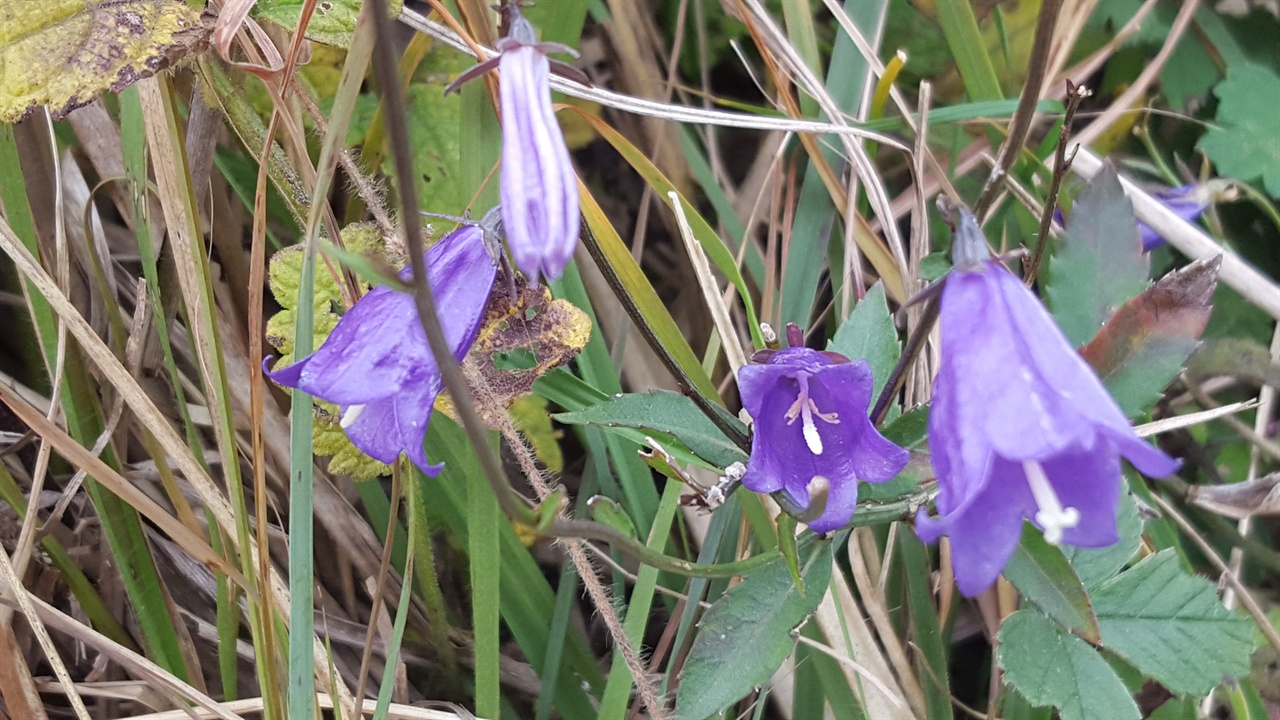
[
  {"x1": 446, "y1": 5, "x2": 586, "y2": 285},
  {"x1": 739, "y1": 324, "x2": 910, "y2": 533},
  {"x1": 1135, "y1": 184, "x2": 1213, "y2": 251},
  {"x1": 266, "y1": 223, "x2": 499, "y2": 475},
  {"x1": 916, "y1": 208, "x2": 1179, "y2": 596}
]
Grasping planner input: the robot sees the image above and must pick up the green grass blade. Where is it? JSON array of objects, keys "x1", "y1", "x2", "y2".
[
  {"x1": 598, "y1": 478, "x2": 683, "y2": 717},
  {"x1": 934, "y1": 0, "x2": 1003, "y2": 101}
]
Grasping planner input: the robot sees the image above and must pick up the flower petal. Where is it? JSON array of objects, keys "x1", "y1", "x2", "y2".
[
  {"x1": 500, "y1": 45, "x2": 579, "y2": 284},
  {"x1": 341, "y1": 368, "x2": 444, "y2": 475},
  {"x1": 928, "y1": 457, "x2": 1035, "y2": 596}
]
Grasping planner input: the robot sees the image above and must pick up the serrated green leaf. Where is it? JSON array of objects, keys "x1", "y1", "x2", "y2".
[
  {"x1": 269, "y1": 246, "x2": 343, "y2": 312},
  {"x1": 1079, "y1": 257, "x2": 1219, "y2": 417},
  {"x1": 1062, "y1": 492, "x2": 1142, "y2": 588},
  {"x1": 676, "y1": 540, "x2": 833, "y2": 720},
  {"x1": 552, "y1": 389, "x2": 747, "y2": 469},
  {"x1": 1046, "y1": 162, "x2": 1151, "y2": 347},
  {"x1": 1092, "y1": 550, "x2": 1254, "y2": 695},
  {"x1": 826, "y1": 282, "x2": 900, "y2": 397},
  {"x1": 1198, "y1": 63, "x2": 1280, "y2": 197},
  {"x1": 1004, "y1": 527, "x2": 1100, "y2": 642},
  {"x1": 255, "y1": 0, "x2": 402, "y2": 47},
  {"x1": 998, "y1": 610, "x2": 1140, "y2": 720}
]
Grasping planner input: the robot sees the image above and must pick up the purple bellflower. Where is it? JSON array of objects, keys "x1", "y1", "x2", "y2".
[
  {"x1": 738, "y1": 324, "x2": 910, "y2": 533},
  {"x1": 915, "y1": 209, "x2": 1180, "y2": 596},
  {"x1": 266, "y1": 224, "x2": 498, "y2": 475},
  {"x1": 1054, "y1": 183, "x2": 1224, "y2": 252},
  {"x1": 446, "y1": 6, "x2": 587, "y2": 285},
  {"x1": 1136, "y1": 185, "x2": 1210, "y2": 251}
]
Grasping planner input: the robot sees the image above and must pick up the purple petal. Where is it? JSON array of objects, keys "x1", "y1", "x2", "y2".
[
  {"x1": 740, "y1": 350, "x2": 908, "y2": 532},
  {"x1": 1137, "y1": 185, "x2": 1208, "y2": 251},
  {"x1": 499, "y1": 45, "x2": 580, "y2": 284},
  {"x1": 922, "y1": 457, "x2": 1032, "y2": 597},
  {"x1": 1040, "y1": 447, "x2": 1122, "y2": 548},
  {"x1": 265, "y1": 224, "x2": 497, "y2": 474},
  {"x1": 267, "y1": 284, "x2": 425, "y2": 405},
  {"x1": 340, "y1": 369, "x2": 445, "y2": 475}
]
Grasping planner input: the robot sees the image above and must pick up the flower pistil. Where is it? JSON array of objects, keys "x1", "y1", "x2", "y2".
[
  {"x1": 1023, "y1": 461, "x2": 1080, "y2": 545},
  {"x1": 783, "y1": 371, "x2": 840, "y2": 456}
]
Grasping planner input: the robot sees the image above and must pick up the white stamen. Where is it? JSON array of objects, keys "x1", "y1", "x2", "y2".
[
  {"x1": 802, "y1": 412, "x2": 824, "y2": 455},
  {"x1": 1023, "y1": 460, "x2": 1080, "y2": 545},
  {"x1": 340, "y1": 404, "x2": 366, "y2": 428}
]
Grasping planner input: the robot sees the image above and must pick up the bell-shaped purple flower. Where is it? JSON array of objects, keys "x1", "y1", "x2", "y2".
[
  {"x1": 1136, "y1": 185, "x2": 1210, "y2": 250},
  {"x1": 739, "y1": 325, "x2": 910, "y2": 533},
  {"x1": 446, "y1": 7, "x2": 584, "y2": 285},
  {"x1": 916, "y1": 209, "x2": 1180, "y2": 596},
  {"x1": 266, "y1": 224, "x2": 498, "y2": 475}
]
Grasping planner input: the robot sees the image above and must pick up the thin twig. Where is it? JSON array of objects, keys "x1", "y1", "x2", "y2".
[
  {"x1": 1023, "y1": 79, "x2": 1087, "y2": 287},
  {"x1": 973, "y1": 0, "x2": 1063, "y2": 218}
]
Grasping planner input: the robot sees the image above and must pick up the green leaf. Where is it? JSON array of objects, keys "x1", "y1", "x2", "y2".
[
  {"x1": 553, "y1": 390, "x2": 747, "y2": 469},
  {"x1": 1004, "y1": 527, "x2": 1100, "y2": 643},
  {"x1": 998, "y1": 610, "x2": 1139, "y2": 720},
  {"x1": 256, "y1": 0, "x2": 402, "y2": 47},
  {"x1": 1198, "y1": 63, "x2": 1280, "y2": 197},
  {"x1": 1046, "y1": 162, "x2": 1151, "y2": 347},
  {"x1": 1080, "y1": 256, "x2": 1220, "y2": 417},
  {"x1": 1091, "y1": 551, "x2": 1254, "y2": 695},
  {"x1": 0, "y1": 0, "x2": 208, "y2": 123},
  {"x1": 676, "y1": 540, "x2": 833, "y2": 720},
  {"x1": 826, "y1": 282, "x2": 901, "y2": 397},
  {"x1": 586, "y1": 496, "x2": 636, "y2": 539},
  {"x1": 1061, "y1": 493, "x2": 1143, "y2": 588}
]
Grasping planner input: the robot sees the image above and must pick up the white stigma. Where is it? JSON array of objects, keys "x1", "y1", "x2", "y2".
[
  {"x1": 802, "y1": 413, "x2": 824, "y2": 455},
  {"x1": 784, "y1": 372, "x2": 839, "y2": 457},
  {"x1": 1023, "y1": 460, "x2": 1080, "y2": 545},
  {"x1": 340, "y1": 404, "x2": 366, "y2": 428}
]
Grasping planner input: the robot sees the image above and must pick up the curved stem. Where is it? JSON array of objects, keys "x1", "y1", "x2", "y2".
[{"x1": 545, "y1": 490, "x2": 932, "y2": 578}]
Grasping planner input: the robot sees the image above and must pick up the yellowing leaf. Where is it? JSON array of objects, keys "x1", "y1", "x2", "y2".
[
  {"x1": 313, "y1": 416, "x2": 390, "y2": 481},
  {"x1": 438, "y1": 280, "x2": 592, "y2": 428},
  {"x1": 0, "y1": 0, "x2": 209, "y2": 122},
  {"x1": 509, "y1": 394, "x2": 563, "y2": 473}
]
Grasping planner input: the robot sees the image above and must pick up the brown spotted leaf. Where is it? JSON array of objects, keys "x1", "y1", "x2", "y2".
[
  {"x1": 0, "y1": 0, "x2": 210, "y2": 122},
  {"x1": 1080, "y1": 255, "x2": 1221, "y2": 417},
  {"x1": 440, "y1": 279, "x2": 592, "y2": 428}
]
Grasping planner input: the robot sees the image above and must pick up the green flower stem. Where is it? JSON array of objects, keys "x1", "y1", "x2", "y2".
[{"x1": 545, "y1": 490, "x2": 931, "y2": 578}]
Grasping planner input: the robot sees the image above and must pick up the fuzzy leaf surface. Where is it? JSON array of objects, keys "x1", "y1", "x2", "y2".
[
  {"x1": 0, "y1": 0, "x2": 209, "y2": 122},
  {"x1": 554, "y1": 390, "x2": 748, "y2": 469},
  {"x1": 1092, "y1": 551, "x2": 1254, "y2": 695},
  {"x1": 827, "y1": 282, "x2": 900, "y2": 397},
  {"x1": 999, "y1": 610, "x2": 1139, "y2": 720}
]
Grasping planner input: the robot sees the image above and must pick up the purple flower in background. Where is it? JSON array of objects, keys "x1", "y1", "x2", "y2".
[
  {"x1": 447, "y1": 6, "x2": 586, "y2": 285},
  {"x1": 916, "y1": 209, "x2": 1179, "y2": 596},
  {"x1": 266, "y1": 225, "x2": 498, "y2": 475},
  {"x1": 1136, "y1": 185, "x2": 1210, "y2": 250},
  {"x1": 739, "y1": 324, "x2": 909, "y2": 533},
  {"x1": 1054, "y1": 184, "x2": 1217, "y2": 252}
]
